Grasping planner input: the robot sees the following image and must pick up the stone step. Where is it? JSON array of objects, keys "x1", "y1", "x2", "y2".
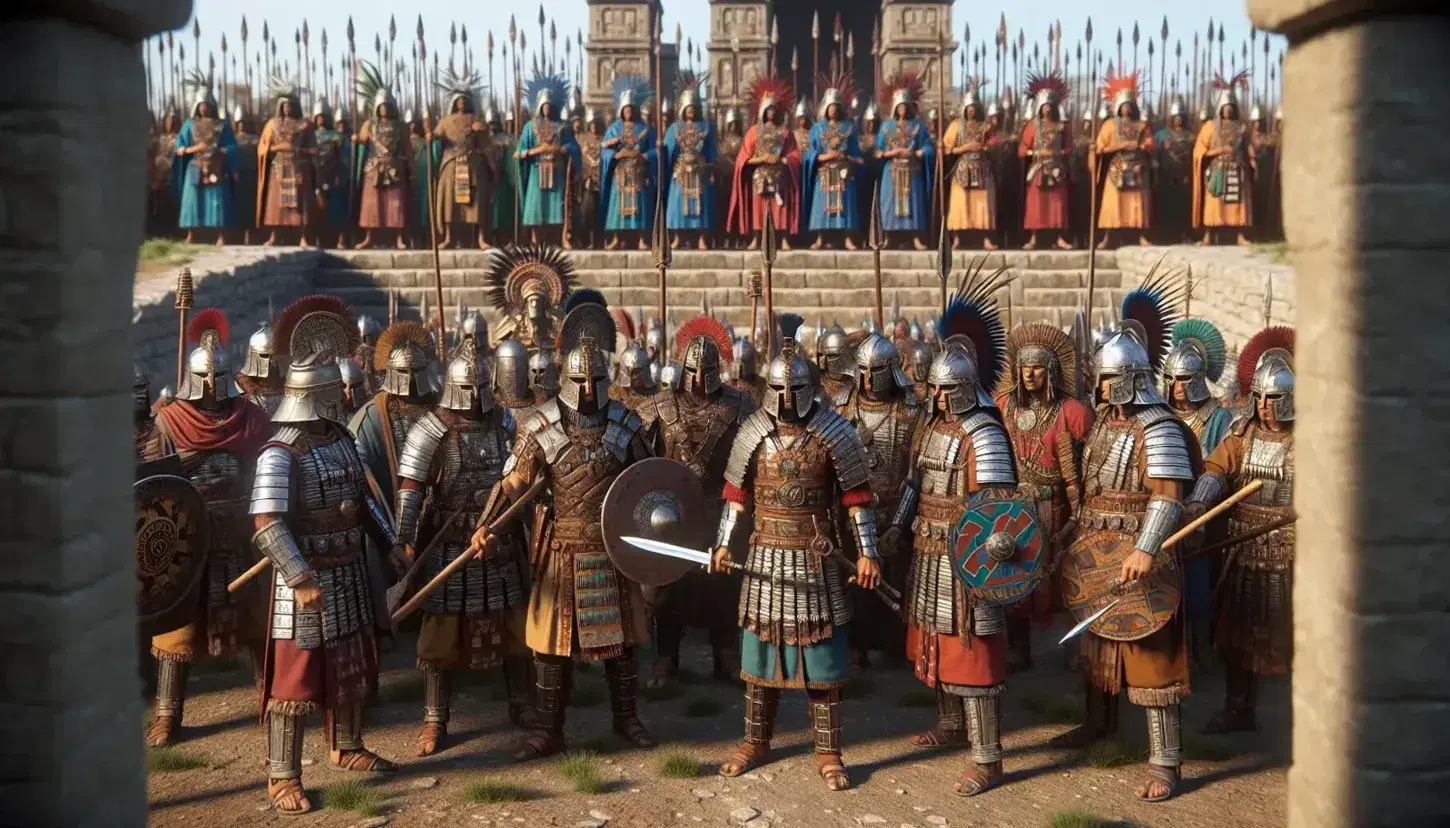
[{"x1": 317, "y1": 249, "x2": 1119, "y2": 273}]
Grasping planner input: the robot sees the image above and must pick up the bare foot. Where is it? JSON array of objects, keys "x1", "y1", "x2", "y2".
[
  {"x1": 952, "y1": 236, "x2": 961, "y2": 250},
  {"x1": 912, "y1": 237, "x2": 928, "y2": 250},
  {"x1": 810, "y1": 236, "x2": 825, "y2": 250},
  {"x1": 747, "y1": 239, "x2": 759, "y2": 250},
  {"x1": 1139, "y1": 235, "x2": 1152, "y2": 246},
  {"x1": 671, "y1": 233, "x2": 681, "y2": 250},
  {"x1": 1022, "y1": 234, "x2": 1038, "y2": 250},
  {"x1": 605, "y1": 236, "x2": 621, "y2": 251},
  {"x1": 1056, "y1": 236, "x2": 1073, "y2": 250},
  {"x1": 638, "y1": 237, "x2": 649, "y2": 250},
  {"x1": 843, "y1": 237, "x2": 857, "y2": 251},
  {"x1": 1236, "y1": 233, "x2": 1252, "y2": 246},
  {"x1": 982, "y1": 238, "x2": 997, "y2": 250},
  {"x1": 215, "y1": 235, "x2": 226, "y2": 247},
  {"x1": 780, "y1": 238, "x2": 792, "y2": 251},
  {"x1": 354, "y1": 234, "x2": 374, "y2": 250},
  {"x1": 184, "y1": 231, "x2": 196, "y2": 244},
  {"x1": 298, "y1": 236, "x2": 311, "y2": 249},
  {"x1": 1096, "y1": 236, "x2": 1110, "y2": 250},
  {"x1": 697, "y1": 237, "x2": 709, "y2": 250},
  {"x1": 263, "y1": 232, "x2": 278, "y2": 247},
  {"x1": 395, "y1": 235, "x2": 408, "y2": 250}
]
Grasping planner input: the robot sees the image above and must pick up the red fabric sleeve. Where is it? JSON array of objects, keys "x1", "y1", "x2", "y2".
[
  {"x1": 722, "y1": 481, "x2": 749, "y2": 505},
  {"x1": 840, "y1": 486, "x2": 874, "y2": 508}
]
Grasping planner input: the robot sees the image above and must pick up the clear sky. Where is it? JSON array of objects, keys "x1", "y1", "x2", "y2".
[{"x1": 164, "y1": 0, "x2": 1282, "y2": 111}]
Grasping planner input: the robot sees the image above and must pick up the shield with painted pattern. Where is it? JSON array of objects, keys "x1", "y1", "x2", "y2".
[
  {"x1": 135, "y1": 473, "x2": 211, "y2": 637},
  {"x1": 950, "y1": 492, "x2": 1045, "y2": 606},
  {"x1": 601, "y1": 458, "x2": 709, "y2": 587},
  {"x1": 1060, "y1": 528, "x2": 1181, "y2": 641}
]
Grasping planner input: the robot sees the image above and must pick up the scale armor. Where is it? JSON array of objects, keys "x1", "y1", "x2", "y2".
[
  {"x1": 841, "y1": 380, "x2": 922, "y2": 545},
  {"x1": 1079, "y1": 406, "x2": 1194, "y2": 558}
]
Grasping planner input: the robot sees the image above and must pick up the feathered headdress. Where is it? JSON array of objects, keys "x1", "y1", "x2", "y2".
[
  {"x1": 998, "y1": 322, "x2": 1079, "y2": 399},
  {"x1": 437, "y1": 67, "x2": 485, "y2": 114},
  {"x1": 815, "y1": 69, "x2": 858, "y2": 119},
  {"x1": 557, "y1": 304, "x2": 617, "y2": 355},
  {"x1": 372, "y1": 320, "x2": 433, "y2": 372},
  {"x1": 1212, "y1": 70, "x2": 1250, "y2": 113},
  {"x1": 1236, "y1": 326, "x2": 1295, "y2": 395},
  {"x1": 612, "y1": 308, "x2": 638, "y2": 343},
  {"x1": 187, "y1": 308, "x2": 230, "y2": 351},
  {"x1": 1170, "y1": 318, "x2": 1228, "y2": 383},
  {"x1": 485, "y1": 245, "x2": 577, "y2": 319},
  {"x1": 355, "y1": 60, "x2": 394, "y2": 116},
  {"x1": 879, "y1": 70, "x2": 924, "y2": 116},
  {"x1": 675, "y1": 315, "x2": 734, "y2": 364},
  {"x1": 184, "y1": 69, "x2": 217, "y2": 116},
  {"x1": 1101, "y1": 67, "x2": 1141, "y2": 114},
  {"x1": 612, "y1": 74, "x2": 653, "y2": 117},
  {"x1": 267, "y1": 75, "x2": 303, "y2": 117},
  {"x1": 961, "y1": 75, "x2": 985, "y2": 111},
  {"x1": 274, "y1": 295, "x2": 359, "y2": 364},
  {"x1": 674, "y1": 70, "x2": 709, "y2": 115},
  {"x1": 523, "y1": 71, "x2": 571, "y2": 117},
  {"x1": 1026, "y1": 69, "x2": 1070, "y2": 115},
  {"x1": 565, "y1": 288, "x2": 608, "y2": 313},
  {"x1": 750, "y1": 75, "x2": 795, "y2": 122},
  {"x1": 1119, "y1": 261, "x2": 1188, "y2": 373},
  {"x1": 938, "y1": 257, "x2": 1013, "y2": 392}
]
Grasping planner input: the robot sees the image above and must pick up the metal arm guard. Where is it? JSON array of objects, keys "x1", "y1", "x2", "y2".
[
  {"x1": 850, "y1": 507, "x2": 881, "y2": 560},
  {"x1": 398, "y1": 411, "x2": 447, "y2": 482},
  {"x1": 249, "y1": 444, "x2": 294, "y2": 515},
  {"x1": 715, "y1": 503, "x2": 741, "y2": 550},
  {"x1": 1134, "y1": 495, "x2": 1183, "y2": 558},
  {"x1": 395, "y1": 487, "x2": 426, "y2": 547},
  {"x1": 1188, "y1": 472, "x2": 1225, "y2": 510},
  {"x1": 252, "y1": 519, "x2": 312, "y2": 587},
  {"x1": 475, "y1": 477, "x2": 515, "y2": 539},
  {"x1": 889, "y1": 482, "x2": 919, "y2": 533}
]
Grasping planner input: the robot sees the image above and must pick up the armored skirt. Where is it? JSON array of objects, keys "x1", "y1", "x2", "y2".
[
  {"x1": 737, "y1": 544, "x2": 854, "y2": 690},
  {"x1": 1214, "y1": 504, "x2": 1294, "y2": 675},
  {"x1": 527, "y1": 516, "x2": 649, "y2": 662},
  {"x1": 416, "y1": 530, "x2": 530, "y2": 672}
]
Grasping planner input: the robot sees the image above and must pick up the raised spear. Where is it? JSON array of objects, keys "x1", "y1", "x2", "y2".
[
  {"x1": 550, "y1": 19, "x2": 558, "y2": 73},
  {"x1": 292, "y1": 29, "x2": 300, "y2": 86},
  {"x1": 1115, "y1": 27, "x2": 1123, "y2": 77},
  {"x1": 1132, "y1": 22, "x2": 1140, "y2": 74},
  {"x1": 962, "y1": 22, "x2": 971, "y2": 88},
  {"x1": 996, "y1": 15, "x2": 1006, "y2": 99},
  {"x1": 537, "y1": 5, "x2": 546, "y2": 75},
  {"x1": 770, "y1": 16, "x2": 778, "y2": 72},
  {"x1": 1017, "y1": 30, "x2": 1025, "y2": 99},
  {"x1": 935, "y1": 26, "x2": 948, "y2": 297},
  {"x1": 761, "y1": 211, "x2": 778, "y2": 359},
  {"x1": 653, "y1": 14, "x2": 670, "y2": 341},
  {"x1": 174, "y1": 267, "x2": 194, "y2": 390},
  {"x1": 347, "y1": 17, "x2": 356, "y2": 126},
  {"x1": 1160, "y1": 17, "x2": 1170, "y2": 118},
  {"x1": 487, "y1": 31, "x2": 495, "y2": 101},
  {"x1": 1191, "y1": 32, "x2": 1199, "y2": 112},
  {"x1": 1147, "y1": 40, "x2": 1155, "y2": 112},
  {"x1": 870, "y1": 189, "x2": 885, "y2": 331},
  {"x1": 791, "y1": 47, "x2": 800, "y2": 96},
  {"x1": 1218, "y1": 24, "x2": 1225, "y2": 76},
  {"x1": 416, "y1": 17, "x2": 425, "y2": 106},
  {"x1": 159, "y1": 37, "x2": 169, "y2": 113},
  {"x1": 192, "y1": 18, "x2": 201, "y2": 74},
  {"x1": 220, "y1": 34, "x2": 228, "y2": 114},
  {"x1": 321, "y1": 30, "x2": 330, "y2": 102},
  {"x1": 812, "y1": 11, "x2": 820, "y2": 101},
  {"x1": 449, "y1": 22, "x2": 457, "y2": 72}
]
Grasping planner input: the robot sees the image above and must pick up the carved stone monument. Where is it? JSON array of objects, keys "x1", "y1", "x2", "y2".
[
  {"x1": 707, "y1": 0, "x2": 771, "y2": 121},
  {"x1": 878, "y1": 0, "x2": 957, "y2": 114},
  {"x1": 584, "y1": 0, "x2": 677, "y2": 116}
]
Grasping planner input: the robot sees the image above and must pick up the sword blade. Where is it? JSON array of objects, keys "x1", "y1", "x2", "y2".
[
  {"x1": 1058, "y1": 598, "x2": 1122, "y2": 645},
  {"x1": 621, "y1": 535, "x2": 714, "y2": 567}
]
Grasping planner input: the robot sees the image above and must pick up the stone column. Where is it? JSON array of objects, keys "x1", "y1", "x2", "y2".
[
  {"x1": 706, "y1": 0, "x2": 771, "y2": 125},
  {"x1": 1245, "y1": 3, "x2": 1450, "y2": 826},
  {"x1": 0, "y1": 1, "x2": 191, "y2": 825},
  {"x1": 878, "y1": 0, "x2": 957, "y2": 114}
]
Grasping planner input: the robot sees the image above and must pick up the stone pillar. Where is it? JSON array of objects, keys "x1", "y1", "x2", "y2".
[
  {"x1": 878, "y1": 0, "x2": 957, "y2": 114},
  {"x1": 584, "y1": 0, "x2": 663, "y2": 115},
  {"x1": 707, "y1": 0, "x2": 771, "y2": 123},
  {"x1": 1245, "y1": 3, "x2": 1450, "y2": 826},
  {"x1": 0, "y1": 1, "x2": 191, "y2": 824}
]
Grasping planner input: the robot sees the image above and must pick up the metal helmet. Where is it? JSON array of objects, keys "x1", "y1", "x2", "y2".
[
  {"x1": 156, "y1": 385, "x2": 176, "y2": 408},
  {"x1": 239, "y1": 322, "x2": 278, "y2": 379},
  {"x1": 1161, "y1": 341, "x2": 1211, "y2": 403},
  {"x1": 558, "y1": 340, "x2": 610, "y2": 412},
  {"x1": 1251, "y1": 351, "x2": 1295, "y2": 422},
  {"x1": 178, "y1": 338, "x2": 241, "y2": 402},
  {"x1": 339, "y1": 356, "x2": 365, "y2": 403},
  {"x1": 659, "y1": 362, "x2": 682, "y2": 389},
  {"x1": 616, "y1": 342, "x2": 657, "y2": 394},
  {"x1": 357, "y1": 315, "x2": 383, "y2": 345},
  {"x1": 908, "y1": 340, "x2": 936, "y2": 384},
  {"x1": 528, "y1": 349, "x2": 559, "y2": 395},
  {"x1": 855, "y1": 333, "x2": 911, "y2": 396},
  {"x1": 763, "y1": 344, "x2": 817, "y2": 421},
  {"x1": 644, "y1": 320, "x2": 664, "y2": 357},
  {"x1": 382, "y1": 338, "x2": 434, "y2": 397},
  {"x1": 133, "y1": 362, "x2": 151, "y2": 413},
  {"x1": 273, "y1": 353, "x2": 348, "y2": 423},
  {"x1": 724, "y1": 107, "x2": 741, "y2": 126},
  {"x1": 680, "y1": 335, "x2": 723, "y2": 396},
  {"x1": 1096, "y1": 328, "x2": 1164, "y2": 406},
  {"x1": 926, "y1": 344, "x2": 988, "y2": 415},
  {"x1": 816, "y1": 324, "x2": 852, "y2": 379},
  {"x1": 491, "y1": 338, "x2": 532, "y2": 406},
  {"x1": 1169, "y1": 97, "x2": 1186, "y2": 118},
  {"x1": 733, "y1": 338, "x2": 758, "y2": 382},
  {"x1": 458, "y1": 308, "x2": 488, "y2": 349},
  {"x1": 440, "y1": 343, "x2": 494, "y2": 412}
]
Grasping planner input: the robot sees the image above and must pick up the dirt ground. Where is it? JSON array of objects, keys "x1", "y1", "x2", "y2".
[{"x1": 146, "y1": 624, "x2": 1288, "y2": 828}]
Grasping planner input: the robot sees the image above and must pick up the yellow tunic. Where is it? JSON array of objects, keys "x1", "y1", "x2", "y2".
[
  {"x1": 1094, "y1": 119, "x2": 1153, "y2": 230},
  {"x1": 1192, "y1": 119, "x2": 1255, "y2": 228},
  {"x1": 943, "y1": 118, "x2": 998, "y2": 231}
]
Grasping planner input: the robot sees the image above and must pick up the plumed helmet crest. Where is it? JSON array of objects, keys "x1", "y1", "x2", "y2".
[
  {"x1": 675, "y1": 315, "x2": 733, "y2": 364},
  {"x1": 938, "y1": 257, "x2": 1013, "y2": 393},
  {"x1": 1170, "y1": 318, "x2": 1227, "y2": 382},
  {"x1": 274, "y1": 295, "x2": 359, "y2": 364},
  {"x1": 1119, "y1": 258, "x2": 1187, "y2": 374},
  {"x1": 1237, "y1": 325, "x2": 1296, "y2": 395}
]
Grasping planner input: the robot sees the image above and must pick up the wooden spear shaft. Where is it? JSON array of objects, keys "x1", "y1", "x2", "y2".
[{"x1": 423, "y1": 119, "x2": 447, "y2": 360}]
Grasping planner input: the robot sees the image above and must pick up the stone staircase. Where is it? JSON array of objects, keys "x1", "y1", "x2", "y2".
[{"x1": 316, "y1": 249, "x2": 1127, "y2": 332}]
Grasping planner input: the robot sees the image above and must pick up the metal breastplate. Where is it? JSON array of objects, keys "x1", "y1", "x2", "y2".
[
  {"x1": 1029, "y1": 121, "x2": 1067, "y2": 185},
  {"x1": 292, "y1": 436, "x2": 368, "y2": 560},
  {"x1": 658, "y1": 394, "x2": 736, "y2": 487},
  {"x1": 675, "y1": 124, "x2": 704, "y2": 171},
  {"x1": 751, "y1": 428, "x2": 834, "y2": 549},
  {"x1": 366, "y1": 121, "x2": 406, "y2": 185},
  {"x1": 852, "y1": 398, "x2": 915, "y2": 513},
  {"x1": 1108, "y1": 120, "x2": 1148, "y2": 189},
  {"x1": 190, "y1": 117, "x2": 225, "y2": 183},
  {"x1": 915, "y1": 421, "x2": 970, "y2": 548},
  {"x1": 578, "y1": 133, "x2": 602, "y2": 188},
  {"x1": 1240, "y1": 427, "x2": 1294, "y2": 507},
  {"x1": 751, "y1": 126, "x2": 786, "y2": 194},
  {"x1": 550, "y1": 421, "x2": 625, "y2": 523},
  {"x1": 437, "y1": 415, "x2": 510, "y2": 535}
]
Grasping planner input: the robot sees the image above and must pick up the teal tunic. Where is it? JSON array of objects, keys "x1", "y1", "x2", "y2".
[
  {"x1": 740, "y1": 630, "x2": 851, "y2": 689},
  {"x1": 516, "y1": 118, "x2": 580, "y2": 227}
]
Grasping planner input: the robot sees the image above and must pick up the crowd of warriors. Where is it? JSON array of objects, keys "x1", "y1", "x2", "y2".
[
  {"x1": 146, "y1": 63, "x2": 1283, "y2": 252},
  {"x1": 135, "y1": 241, "x2": 1295, "y2": 813}
]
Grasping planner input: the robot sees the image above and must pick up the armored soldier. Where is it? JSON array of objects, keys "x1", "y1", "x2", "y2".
[
  {"x1": 839, "y1": 333, "x2": 922, "y2": 666},
  {"x1": 1093, "y1": 70, "x2": 1154, "y2": 249},
  {"x1": 469, "y1": 321, "x2": 656, "y2": 760},
  {"x1": 528, "y1": 349, "x2": 560, "y2": 405},
  {"x1": 640, "y1": 318, "x2": 755, "y2": 685},
  {"x1": 1162, "y1": 318, "x2": 1235, "y2": 663},
  {"x1": 1185, "y1": 326, "x2": 1296, "y2": 733},
  {"x1": 235, "y1": 322, "x2": 286, "y2": 415},
  {"x1": 1058, "y1": 307, "x2": 1198, "y2": 803},
  {"x1": 355, "y1": 315, "x2": 383, "y2": 393},
  {"x1": 491, "y1": 338, "x2": 537, "y2": 416},
  {"x1": 350, "y1": 321, "x2": 439, "y2": 500},
  {"x1": 815, "y1": 323, "x2": 856, "y2": 407},
  {"x1": 250, "y1": 297, "x2": 395, "y2": 814},
  {"x1": 710, "y1": 333, "x2": 881, "y2": 792},
  {"x1": 145, "y1": 310, "x2": 274, "y2": 747},
  {"x1": 393, "y1": 341, "x2": 536, "y2": 756},
  {"x1": 339, "y1": 357, "x2": 367, "y2": 417},
  {"x1": 484, "y1": 245, "x2": 574, "y2": 353},
  {"x1": 134, "y1": 363, "x2": 166, "y2": 462},
  {"x1": 730, "y1": 337, "x2": 764, "y2": 407},
  {"x1": 993, "y1": 322, "x2": 1095, "y2": 672},
  {"x1": 612, "y1": 339, "x2": 659, "y2": 412}
]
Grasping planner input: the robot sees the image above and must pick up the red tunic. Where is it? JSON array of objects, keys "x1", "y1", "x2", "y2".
[
  {"x1": 726, "y1": 123, "x2": 802, "y2": 235},
  {"x1": 1018, "y1": 119, "x2": 1073, "y2": 231}
]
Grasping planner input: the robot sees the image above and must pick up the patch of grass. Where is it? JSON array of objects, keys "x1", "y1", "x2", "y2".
[
  {"x1": 1080, "y1": 739, "x2": 1144, "y2": 768},
  {"x1": 655, "y1": 750, "x2": 702, "y2": 779},
  {"x1": 557, "y1": 750, "x2": 604, "y2": 794},
  {"x1": 1251, "y1": 242, "x2": 1290, "y2": 265},
  {"x1": 571, "y1": 683, "x2": 606, "y2": 708},
  {"x1": 1046, "y1": 810, "x2": 1111, "y2": 828},
  {"x1": 461, "y1": 781, "x2": 537, "y2": 804},
  {"x1": 147, "y1": 747, "x2": 209, "y2": 773},
  {"x1": 642, "y1": 682, "x2": 686, "y2": 702},
  {"x1": 896, "y1": 688, "x2": 938, "y2": 708},
  {"x1": 376, "y1": 674, "x2": 426, "y2": 705},
  {"x1": 1018, "y1": 694, "x2": 1084, "y2": 725},
  {"x1": 578, "y1": 737, "x2": 623, "y2": 756},
  {"x1": 321, "y1": 779, "x2": 383, "y2": 816},
  {"x1": 683, "y1": 697, "x2": 722, "y2": 718},
  {"x1": 139, "y1": 238, "x2": 206, "y2": 265},
  {"x1": 842, "y1": 675, "x2": 876, "y2": 699},
  {"x1": 1184, "y1": 737, "x2": 1240, "y2": 762}
]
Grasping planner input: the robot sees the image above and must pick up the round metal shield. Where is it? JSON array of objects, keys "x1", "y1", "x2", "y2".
[
  {"x1": 1060, "y1": 528, "x2": 1181, "y2": 641},
  {"x1": 950, "y1": 493, "x2": 1045, "y2": 606},
  {"x1": 601, "y1": 458, "x2": 710, "y2": 587},
  {"x1": 136, "y1": 474, "x2": 211, "y2": 637}
]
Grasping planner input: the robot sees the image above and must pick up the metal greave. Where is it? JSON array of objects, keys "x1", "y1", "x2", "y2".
[
  {"x1": 604, "y1": 649, "x2": 641, "y2": 723},
  {"x1": 965, "y1": 695, "x2": 1003, "y2": 765},
  {"x1": 808, "y1": 689, "x2": 843, "y2": 755},
  {"x1": 329, "y1": 701, "x2": 365, "y2": 752},
  {"x1": 267, "y1": 711, "x2": 305, "y2": 780},
  {"x1": 937, "y1": 687, "x2": 966, "y2": 732},
  {"x1": 534, "y1": 654, "x2": 573, "y2": 734},
  {"x1": 423, "y1": 668, "x2": 452, "y2": 725},
  {"x1": 1146, "y1": 704, "x2": 1184, "y2": 768},
  {"x1": 154, "y1": 660, "x2": 189, "y2": 720},
  {"x1": 743, "y1": 683, "x2": 780, "y2": 745}
]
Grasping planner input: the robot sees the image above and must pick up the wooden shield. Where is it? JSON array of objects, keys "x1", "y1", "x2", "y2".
[
  {"x1": 951, "y1": 493, "x2": 1045, "y2": 606},
  {"x1": 601, "y1": 458, "x2": 710, "y2": 587},
  {"x1": 135, "y1": 474, "x2": 211, "y2": 637},
  {"x1": 1060, "y1": 528, "x2": 1181, "y2": 641}
]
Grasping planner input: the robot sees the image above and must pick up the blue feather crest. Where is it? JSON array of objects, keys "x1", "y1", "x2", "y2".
[
  {"x1": 611, "y1": 74, "x2": 654, "y2": 115},
  {"x1": 1119, "y1": 257, "x2": 1187, "y2": 372},
  {"x1": 523, "y1": 72, "x2": 571, "y2": 117}
]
